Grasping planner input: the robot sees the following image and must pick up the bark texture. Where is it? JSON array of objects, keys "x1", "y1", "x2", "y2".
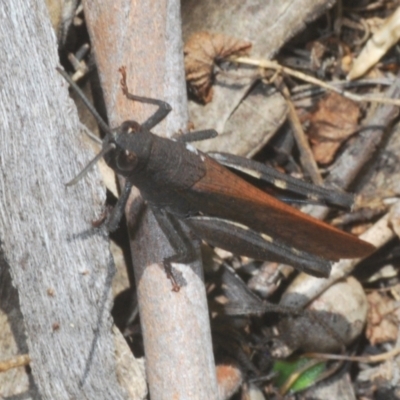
[{"x1": 0, "y1": 1, "x2": 130, "y2": 398}]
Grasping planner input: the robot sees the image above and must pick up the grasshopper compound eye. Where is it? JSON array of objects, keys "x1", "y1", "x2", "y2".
[{"x1": 116, "y1": 149, "x2": 138, "y2": 172}]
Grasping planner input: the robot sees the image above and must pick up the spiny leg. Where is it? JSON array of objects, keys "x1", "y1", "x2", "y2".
[
  {"x1": 151, "y1": 207, "x2": 197, "y2": 291},
  {"x1": 89, "y1": 180, "x2": 134, "y2": 231},
  {"x1": 184, "y1": 215, "x2": 332, "y2": 278},
  {"x1": 107, "y1": 180, "x2": 134, "y2": 232},
  {"x1": 119, "y1": 66, "x2": 172, "y2": 131}
]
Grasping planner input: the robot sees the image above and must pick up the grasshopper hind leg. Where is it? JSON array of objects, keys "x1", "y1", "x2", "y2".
[{"x1": 151, "y1": 208, "x2": 199, "y2": 291}]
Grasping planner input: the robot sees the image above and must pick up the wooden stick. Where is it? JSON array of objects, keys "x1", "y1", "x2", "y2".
[
  {"x1": 278, "y1": 81, "x2": 323, "y2": 185},
  {"x1": 82, "y1": 1, "x2": 218, "y2": 398},
  {"x1": 0, "y1": 355, "x2": 30, "y2": 372}
]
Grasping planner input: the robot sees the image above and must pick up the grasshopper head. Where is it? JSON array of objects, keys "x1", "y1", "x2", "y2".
[
  {"x1": 58, "y1": 68, "x2": 152, "y2": 185},
  {"x1": 103, "y1": 120, "x2": 152, "y2": 177}
]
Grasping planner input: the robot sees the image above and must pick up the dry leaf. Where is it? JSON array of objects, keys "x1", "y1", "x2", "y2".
[
  {"x1": 184, "y1": 31, "x2": 252, "y2": 104},
  {"x1": 366, "y1": 291, "x2": 399, "y2": 345},
  {"x1": 306, "y1": 92, "x2": 360, "y2": 165},
  {"x1": 309, "y1": 40, "x2": 327, "y2": 70},
  {"x1": 348, "y1": 6, "x2": 400, "y2": 80}
]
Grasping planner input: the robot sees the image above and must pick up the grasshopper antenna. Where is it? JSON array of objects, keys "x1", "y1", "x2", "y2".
[
  {"x1": 56, "y1": 67, "x2": 113, "y2": 136},
  {"x1": 65, "y1": 142, "x2": 116, "y2": 186},
  {"x1": 57, "y1": 67, "x2": 117, "y2": 185}
]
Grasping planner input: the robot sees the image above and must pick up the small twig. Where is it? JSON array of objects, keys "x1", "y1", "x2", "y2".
[
  {"x1": 68, "y1": 43, "x2": 90, "y2": 82},
  {"x1": 291, "y1": 77, "x2": 393, "y2": 101},
  {"x1": 344, "y1": 0, "x2": 386, "y2": 12},
  {"x1": 275, "y1": 79, "x2": 323, "y2": 185},
  {"x1": 79, "y1": 122, "x2": 102, "y2": 145},
  {"x1": 0, "y1": 354, "x2": 30, "y2": 372},
  {"x1": 304, "y1": 346, "x2": 400, "y2": 363},
  {"x1": 232, "y1": 56, "x2": 400, "y2": 106},
  {"x1": 333, "y1": 0, "x2": 343, "y2": 36},
  {"x1": 342, "y1": 15, "x2": 370, "y2": 46}
]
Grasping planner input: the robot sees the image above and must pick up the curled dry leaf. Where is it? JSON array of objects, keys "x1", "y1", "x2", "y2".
[
  {"x1": 305, "y1": 92, "x2": 360, "y2": 165},
  {"x1": 366, "y1": 291, "x2": 399, "y2": 345},
  {"x1": 348, "y1": 6, "x2": 400, "y2": 80},
  {"x1": 184, "y1": 31, "x2": 252, "y2": 104}
]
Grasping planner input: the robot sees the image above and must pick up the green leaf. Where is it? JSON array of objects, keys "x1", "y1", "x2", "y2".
[{"x1": 273, "y1": 357, "x2": 326, "y2": 393}]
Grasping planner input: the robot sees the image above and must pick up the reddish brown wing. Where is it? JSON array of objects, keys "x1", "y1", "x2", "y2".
[{"x1": 184, "y1": 156, "x2": 374, "y2": 261}]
